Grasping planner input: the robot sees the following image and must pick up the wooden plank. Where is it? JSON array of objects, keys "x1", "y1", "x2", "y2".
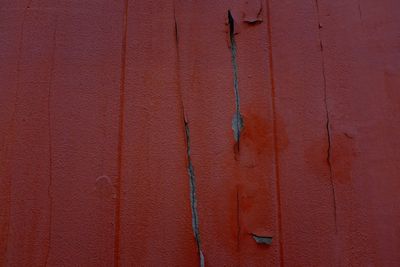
[
  {"x1": 317, "y1": 0, "x2": 400, "y2": 265},
  {"x1": 44, "y1": 1, "x2": 123, "y2": 265},
  {"x1": 0, "y1": 0, "x2": 399, "y2": 265},
  {"x1": 0, "y1": 1, "x2": 125, "y2": 265},
  {"x1": 175, "y1": 0, "x2": 280, "y2": 265},
  {"x1": 118, "y1": 1, "x2": 197, "y2": 265},
  {"x1": 0, "y1": 1, "x2": 59, "y2": 265},
  {"x1": 268, "y1": 0, "x2": 338, "y2": 265},
  {"x1": 0, "y1": 1, "x2": 29, "y2": 264}
]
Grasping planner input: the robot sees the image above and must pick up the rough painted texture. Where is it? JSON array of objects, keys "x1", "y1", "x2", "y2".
[{"x1": 0, "y1": 0, "x2": 399, "y2": 266}]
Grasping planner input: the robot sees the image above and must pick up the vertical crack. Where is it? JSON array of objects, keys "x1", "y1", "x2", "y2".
[
  {"x1": 184, "y1": 116, "x2": 205, "y2": 267},
  {"x1": 174, "y1": 10, "x2": 204, "y2": 266},
  {"x1": 114, "y1": 0, "x2": 129, "y2": 266},
  {"x1": 315, "y1": 0, "x2": 338, "y2": 233},
  {"x1": 228, "y1": 10, "x2": 244, "y2": 153}
]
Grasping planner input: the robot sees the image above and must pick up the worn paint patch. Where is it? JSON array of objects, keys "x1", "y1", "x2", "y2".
[{"x1": 241, "y1": 0, "x2": 263, "y2": 24}]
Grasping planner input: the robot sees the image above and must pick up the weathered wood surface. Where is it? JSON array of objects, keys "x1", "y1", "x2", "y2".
[{"x1": 1, "y1": 0, "x2": 399, "y2": 266}]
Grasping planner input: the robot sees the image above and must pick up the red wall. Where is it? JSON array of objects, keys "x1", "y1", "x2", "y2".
[{"x1": 1, "y1": 0, "x2": 399, "y2": 266}]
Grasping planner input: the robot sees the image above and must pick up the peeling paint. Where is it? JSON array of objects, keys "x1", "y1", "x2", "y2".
[
  {"x1": 252, "y1": 234, "x2": 273, "y2": 245},
  {"x1": 173, "y1": 11, "x2": 204, "y2": 266},
  {"x1": 2, "y1": 0, "x2": 399, "y2": 266},
  {"x1": 184, "y1": 116, "x2": 204, "y2": 267},
  {"x1": 242, "y1": 0, "x2": 263, "y2": 24},
  {"x1": 228, "y1": 10, "x2": 244, "y2": 150}
]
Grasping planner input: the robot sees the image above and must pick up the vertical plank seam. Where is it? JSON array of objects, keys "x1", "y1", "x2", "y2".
[
  {"x1": 265, "y1": 0, "x2": 285, "y2": 266},
  {"x1": 44, "y1": 9, "x2": 59, "y2": 266},
  {"x1": 114, "y1": 0, "x2": 129, "y2": 266},
  {"x1": 2, "y1": 1, "x2": 34, "y2": 263}
]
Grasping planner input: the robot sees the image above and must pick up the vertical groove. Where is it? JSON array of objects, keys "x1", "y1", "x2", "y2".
[
  {"x1": 45, "y1": 12, "x2": 58, "y2": 266},
  {"x1": 114, "y1": 0, "x2": 129, "y2": 266},
  {"x1": 314, "y1": 0, "x2": 338, "y2": 233},
  {"x1": 265, "y1": 1, "x2": 284, "y2": 266}
]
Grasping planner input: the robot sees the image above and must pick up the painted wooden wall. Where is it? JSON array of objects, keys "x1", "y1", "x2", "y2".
[{"x1": 1, "y1": 0, "x2": 399, "y2": 266}]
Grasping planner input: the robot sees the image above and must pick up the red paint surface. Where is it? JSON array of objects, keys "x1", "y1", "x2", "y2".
[{"x1": 1, "y1": 0, "x2": 399, "y2": 266}]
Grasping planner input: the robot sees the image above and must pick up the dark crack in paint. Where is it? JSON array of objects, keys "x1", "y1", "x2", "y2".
[
  {"x1": 228, "y1": 10, "x2": 244, "y2": 152},
  {"x1": 174, "y1": 11, "x2": 204, "y2": 266},
  {"x1": 184, "y1": 116, "x2": 205, "y2": 267},
  {"x1": 315, "y1": 0, "x2": 338, "y2": 234}
]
